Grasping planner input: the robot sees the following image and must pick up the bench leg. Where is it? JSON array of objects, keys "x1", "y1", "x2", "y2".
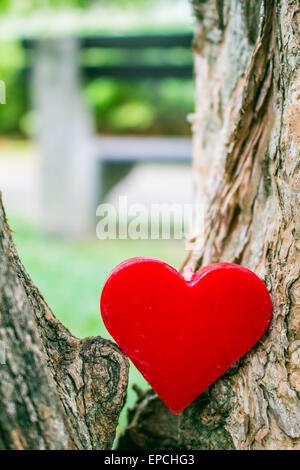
[{"x1": 33, "y1": 37, "x2": 97, "y2": 237}]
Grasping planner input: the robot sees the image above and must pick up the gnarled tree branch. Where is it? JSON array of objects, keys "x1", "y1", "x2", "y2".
[{"x1": 0, "y1": 195, "x2": 129, "y2": 449}]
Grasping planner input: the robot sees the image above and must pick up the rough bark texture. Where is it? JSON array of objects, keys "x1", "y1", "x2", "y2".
[
  {"x1": 118, "y1": 0, "x2": 300, "y2": 450},
  {"x1": 0, "y1": 196, "x2": 129, "y2": 449}
]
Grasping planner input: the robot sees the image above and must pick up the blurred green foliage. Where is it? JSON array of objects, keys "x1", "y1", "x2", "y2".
[
  {"x1": 81, "y1": 45, "x2": 194, "y2": 135},
  {"x1": 84, "y1": 77, "x2": 193, "y2": 135},
  {"x1": 0, "y1": 0, "x2": 193, "y2": 136},
  {"x1": 0, "y1": 41, "x2": 27, "y2": 136},
  {"x1": 0, "y1": 1, "x2": 193, "y2": 39},
  {"x1": 0, "y1": 42, "x2": 194, "y2": 136},
  {"x1": 0, "y1": 0, "x2": 149, "y2": 13}
]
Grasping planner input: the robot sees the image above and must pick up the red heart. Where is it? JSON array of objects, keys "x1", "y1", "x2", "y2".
[{"x1": 100, "y1": 258, "x2": 272, "y2": 414}]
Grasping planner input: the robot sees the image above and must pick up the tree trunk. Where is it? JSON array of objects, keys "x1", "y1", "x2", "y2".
[
  {"x1": 0, "y1": 196, "x2": 129, "y2": 449},
  {"x1": 118, "y1": 0, "x2": 300, "y2": 450}
]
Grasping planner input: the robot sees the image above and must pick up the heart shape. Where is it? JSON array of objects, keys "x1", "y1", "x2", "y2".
[{"x1": 100, "y1": 258, "x2": 272, "y2": 414}]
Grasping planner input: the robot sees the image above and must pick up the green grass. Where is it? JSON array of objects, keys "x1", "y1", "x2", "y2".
[{"x1": 8, "y1": 213, "x2": 185, "y2": 440}]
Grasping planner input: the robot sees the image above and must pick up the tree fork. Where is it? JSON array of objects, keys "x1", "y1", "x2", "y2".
[{"x1": 119, "y1": 0, "x2": 300, "y2": 450}]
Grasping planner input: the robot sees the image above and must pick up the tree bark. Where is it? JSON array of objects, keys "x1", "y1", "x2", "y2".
[
  {"x1": 0, "y1": 196, "x2": 129, "y2": 449},
  {"x1": 118, "y1": 0, "x2": 300, "y2": 450}
]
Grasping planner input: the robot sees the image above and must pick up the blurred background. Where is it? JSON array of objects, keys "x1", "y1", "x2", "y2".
[{"x1": 0, "y1": 0, "x2": 195, "y2": 441}]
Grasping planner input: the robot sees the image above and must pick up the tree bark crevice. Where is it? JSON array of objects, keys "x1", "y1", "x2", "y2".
[{"x1": 119, "y1": 0, "x2": 300, "y2": 450}]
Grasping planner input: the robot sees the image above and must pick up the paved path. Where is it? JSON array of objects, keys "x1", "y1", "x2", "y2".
[{"x1": 0, "y1": 138, "x2": 193, "y2": 229}]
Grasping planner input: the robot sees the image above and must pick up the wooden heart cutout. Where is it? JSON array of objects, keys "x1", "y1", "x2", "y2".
[{"x1": 100, "y1": 258, "x2": 272, "y2": 414}]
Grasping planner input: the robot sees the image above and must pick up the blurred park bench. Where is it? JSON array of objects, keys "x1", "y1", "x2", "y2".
[{"x1": 22, "y1": 33, "x2": 193, "y2": 237}]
